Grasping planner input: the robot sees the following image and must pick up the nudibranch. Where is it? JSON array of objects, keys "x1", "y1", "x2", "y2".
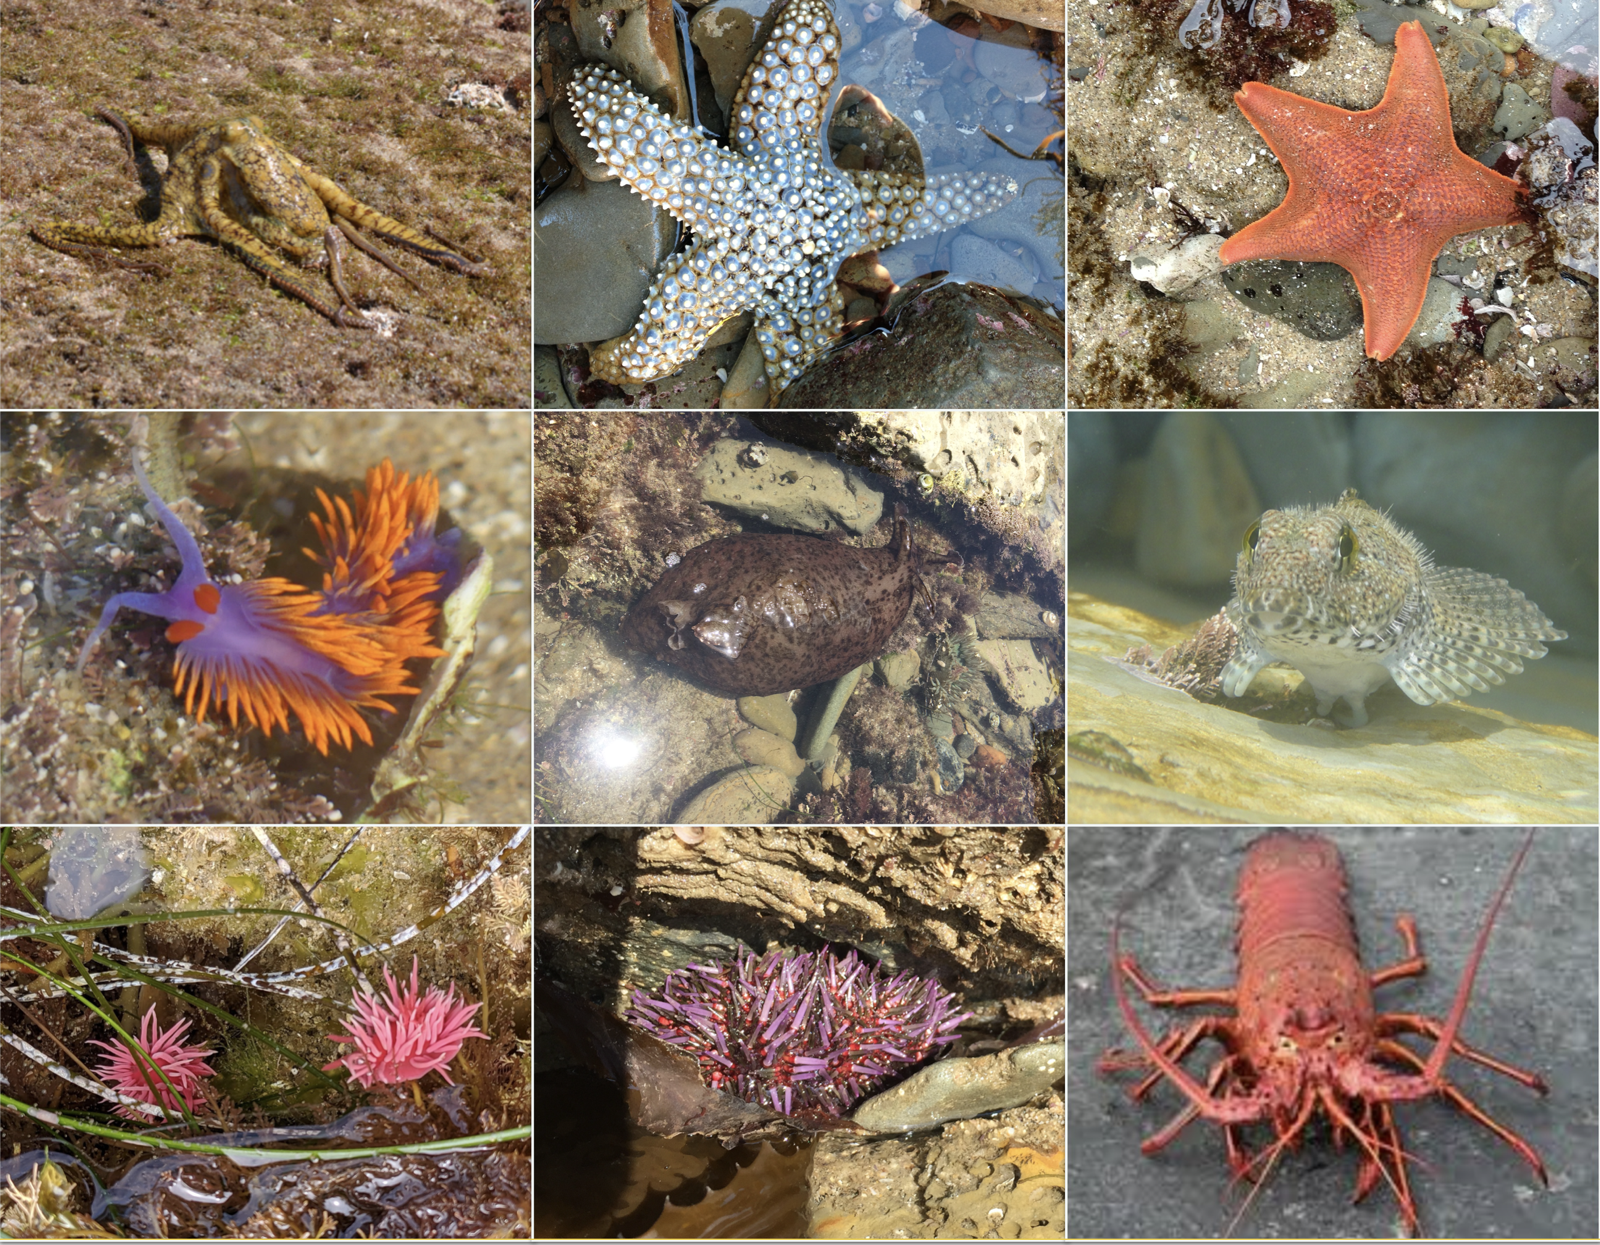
[{"x1": 77, "y1": 452, "x2": 463, "y2": 755}]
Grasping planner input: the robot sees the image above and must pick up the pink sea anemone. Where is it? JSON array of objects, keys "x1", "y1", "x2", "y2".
[
  {"x1": 323, "y1": 957, "x2": 486, "y2": 1089},
  {"x1": 88, "y1": 1010, "x2": 216, "y2": 1118}
]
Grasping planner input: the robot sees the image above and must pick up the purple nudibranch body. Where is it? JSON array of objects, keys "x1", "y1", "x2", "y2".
[{"x1": 625, "y1": 943, "x2": 972, "y2": 1118}]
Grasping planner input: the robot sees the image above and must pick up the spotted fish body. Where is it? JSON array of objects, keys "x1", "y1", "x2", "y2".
[
  {"x1": 1220, "y1": 489, "x2": 1567, "y2": 726},
  {"x1": 621, "y1": 507, "x2": 921, "y2": 695}
]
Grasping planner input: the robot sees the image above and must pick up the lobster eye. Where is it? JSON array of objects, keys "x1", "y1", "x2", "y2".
[
  {"x1": 1243, "y1": 521, "x2": 1260, "y2": 556},
  {"x1": 1337, "y1": 523, "x2": 1358, "y2": 571}
]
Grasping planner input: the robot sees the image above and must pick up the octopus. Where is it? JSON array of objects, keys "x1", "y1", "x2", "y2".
[{"x1": 31, "y1": 108, "x2": 486, "y2": 327}]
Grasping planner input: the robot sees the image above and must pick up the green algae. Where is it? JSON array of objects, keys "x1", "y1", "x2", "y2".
[{"x1": 222, "y1": 873, "x2": 266, "y2": 904}]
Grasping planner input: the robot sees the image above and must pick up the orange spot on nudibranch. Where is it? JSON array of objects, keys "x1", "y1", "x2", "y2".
[
  {"x1": 194, "y1": 583, "x2": 221, "y2": 614},
  {"x1": 166, "y1": 620, "x2": 206, "y2": 643}
]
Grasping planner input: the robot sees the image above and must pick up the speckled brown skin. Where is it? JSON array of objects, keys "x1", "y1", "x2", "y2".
[{"x1": 622, "y1": 508, "x2": 922, "y2": 696}]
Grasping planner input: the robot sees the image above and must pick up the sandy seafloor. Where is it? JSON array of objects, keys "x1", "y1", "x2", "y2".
[{"x1": 1065, "y1": 0, "x2": 1597, "y2": 408}]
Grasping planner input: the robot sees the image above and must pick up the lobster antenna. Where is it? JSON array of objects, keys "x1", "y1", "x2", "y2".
[
  {"x1": 1223, "y1": 1136, "x2": 1283, "y2": 1241},
  {"x1": 1419, "y1": 828, "x2": 1537, "y2": 1085}
]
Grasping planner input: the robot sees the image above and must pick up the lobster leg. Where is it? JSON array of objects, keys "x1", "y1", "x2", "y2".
[
  {"x1": 1099, "y1": 1015, "x2": 1241, "y2": 1099},
  {"x1": 1376, "y1": 1013, "x2": 1549, "y2": 1093},
  {"x1": 1368, "y1": 914, "x2": 1428, "y2": 987},
  {"x1": 1109, "y1": 919, "x2": 1274, "y2": 1127},
  {"x1": 1140, "y1": 1054, "x2": 1243, "y2": 1156},
  {"x1": 1114, "y1": 952, "x2": 1237, "y2": 1008},
  {"x1": 1376, "y1": 1037, "x2": 1549, "y2": 1184},
  {"x1": 1319, "y1": 1086, "x2": 1422, "y2": 1236},
  {"x1": 1367, "y1": 1100, "x2": 1420, "y2": 1238}
]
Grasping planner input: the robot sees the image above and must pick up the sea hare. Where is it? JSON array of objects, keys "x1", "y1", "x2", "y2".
[{"x1": 621, "y1": 506, "x2": 925, "y2": 696}]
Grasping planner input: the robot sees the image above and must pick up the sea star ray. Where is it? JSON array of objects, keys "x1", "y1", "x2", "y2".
[
  {"x1": 568, "y1": 0, "x2": 1020, "y2": 395},
  {"x1": 1218, "y1": 20, "x2": 1532, "y2": 361}
]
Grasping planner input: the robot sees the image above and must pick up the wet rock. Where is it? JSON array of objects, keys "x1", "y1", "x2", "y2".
[
  {"x1": 691, "y1": 0, "x2": 784, "y2": 126},
  {"x1": 1129, "y1": 233, "x2": 1225, "y2": 295},
  {"x1": 571, "y1": 0, "x2": 690, "y2": 120},
  {"x1": 1345, "y1": 0, "x2": 1451, "y2": 47},
  {"x1": 973, "y1": 30, "x2": 1049, "y2": 102},
  {"x1": 738, "y1": 692, "x2": 797, "y2": 742},
  {"x1": 975, "y1": 591, "x2": 1059, "y2": 640},
  {"x1": 1552, "y1": 66, "x2": 1596, "y2": 132},
  {"x1": 974, "y1": 640, "x2": 1054, "y2": 713},
  {"x1": 1135, "y1": 412, "x2": 1261, "y2": 589},
  {"x1": 719, "y1": 331, "x2": 773, "y2": 408},
  {"x1": 1402, "y1": 277, "x2": 1470, "y2": 349},
  {"x1": 535, "y1": 345, "x2": 571, "y2": 407},
  {"x1": 951, "y1": 235, "x2": 1039, "y2": 295},
  {"x1": 800, "y1": 662, "x2": 870, "y2": 761},
  {"x1": 856, "y1": 410, "x2": 1064, "y2": 512},
  {"x1": 961, "y1": 0, "x2": 1064, "y2": 31},
  {"x1": 1493, "y1": 83, "x2": 1545, "y2": 142},
  {"x1": 1222, "y1": 258, "x2": 1363, "y2": 342},
  {"x1": 966, "y1": 158, "x2": 1064, "y2": 288},
  {"x1": 1481, "y1": 312, "x2": 1516, "y2": 363},
  {"x1": 953, "y1": 732, "x2": 978, "y2": 759},
  {"x1": 1482, "y1": 25, "x2": 1523, "y2": 53},
  {"x1": 778, "y1": 284, "x2": 1063, "y2": 409},
  {"x1": 933, "y1": 736, "x2": 965, "y2": 791},
  {"x1": 694, "y1": 438, "x2": 884, "y2": 533},
  {"x1": 677, "y1": 765, "x2": 795, "y2": 823},
  {"x1": 852, "y1": 1040, "x2": 1065, "y2": 1132},
  {"x1": 534, "y1": 177, "x2": 675, "y2": 343},
  {"x1": 733, "y1": 727, "x2": 805, "y2": 778},
  {"x1": 972, "y1": 743, "x2": 1009, "y2": 768},
  {"x1": 1068, "y1": 595, "x2": 1598, "y2": 823},
  {"x1": 876, "y1": 649, "x2": 921, "y2": 690}
]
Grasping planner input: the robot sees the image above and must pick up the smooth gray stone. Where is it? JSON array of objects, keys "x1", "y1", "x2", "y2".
[{"x1": 852, "y1": 1040, "x2": 1064, "y2": 1132}]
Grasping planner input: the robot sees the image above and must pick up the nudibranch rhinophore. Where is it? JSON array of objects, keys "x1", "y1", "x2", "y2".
[
  {"x1": 620, "y1": 504, "x2": 927, "y2": 696},
  {"x1": 77, "y1": 451, "x2": 463, "y2": 754}
]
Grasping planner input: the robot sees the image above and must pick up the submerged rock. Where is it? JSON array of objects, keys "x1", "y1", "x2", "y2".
[{"x1": 1068, "y1": 593, "x2": 1598, "y2": 823}]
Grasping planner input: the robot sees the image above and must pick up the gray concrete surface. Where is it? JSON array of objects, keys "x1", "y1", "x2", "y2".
[{"x1": 1068, "y1": 826, "x2": 1597, "y2": 1240}]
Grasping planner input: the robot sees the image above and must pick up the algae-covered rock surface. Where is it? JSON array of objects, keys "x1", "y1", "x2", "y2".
[
  {"x1": 0, "y1": 0, "x2": 529, "y2": 407},
  {"x1": 1068, "y1": 593, "x2": 1599, "y2": 824}
]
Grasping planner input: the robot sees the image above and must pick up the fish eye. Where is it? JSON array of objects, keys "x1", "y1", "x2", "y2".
[
  {"x1": 1338, "y1": 523, "x2": 1358, "y2": 570},
  {"x1": 1243, "y1": 521, "x2": 1260, "y2": 555}
]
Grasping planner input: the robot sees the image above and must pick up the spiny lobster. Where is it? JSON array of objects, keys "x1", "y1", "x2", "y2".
[{"x1": 1099, "y1": 829, "x2": 1548, "y2": 1237}]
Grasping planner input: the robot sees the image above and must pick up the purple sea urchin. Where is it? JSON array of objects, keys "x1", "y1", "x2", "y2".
[{"x1": 625, "y1": 944, "x2": 973, "y2": 1118}]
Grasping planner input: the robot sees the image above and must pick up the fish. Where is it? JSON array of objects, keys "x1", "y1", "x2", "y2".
[{"x1": 621, "y1": 504, "x2": 927, "y2": 695}]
